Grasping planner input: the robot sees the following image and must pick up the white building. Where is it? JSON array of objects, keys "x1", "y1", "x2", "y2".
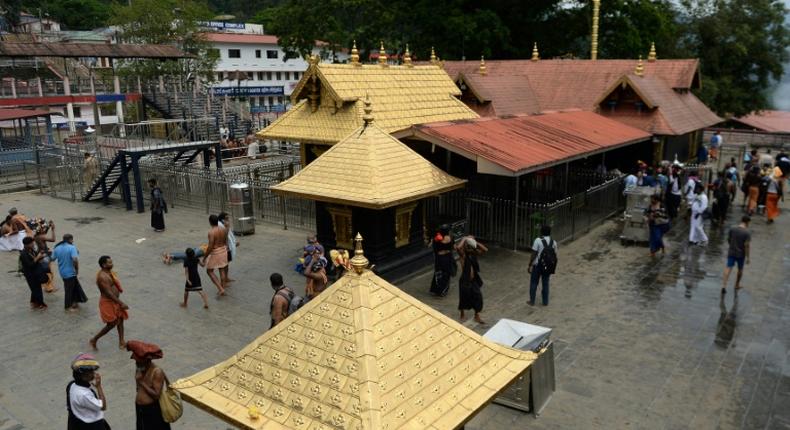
[{"x1": 203, "y1": 29, "x2": 348, "y2": 115}]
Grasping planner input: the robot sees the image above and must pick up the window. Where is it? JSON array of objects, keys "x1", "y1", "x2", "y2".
[
  {"x1": 72, "y1": 106, "x2": 82, "y2": 117},
  {"x1": 266, "y1": 50, "x2": 278, "y2": 59},
  {"x1": 265, "y1": 72, "x2": 272, "y2": 80},
  {"x1": 255, "y1": 49, "x2": 261, "y2": 58},
  {"x1": 275, "y1": 72, "x2": 281, "y2": 81},
  {"x1": 257, "y1": 72, "x2": 264, "y2": 80},
  {"x1": 293, "y1": 72, "x2": 300, "y2": 80},
  {"x1": 268, "y1": 97, "x2": 274, "y2": 105},
  {"x1": 246, "y1": 72, "x2": 254, "y2": 80},
  {"x1": 277, "y1": 96, "x2": 284, "y2": 104},
  {"x1": 217, "y1": 72, "x2": 224, "y2": 81},
  {"x1": 228, "y1": 49, "x2": 241, "y2": 58},
  {"x1": 283, "y1": 72, "x2": 290, "y2": 80}
]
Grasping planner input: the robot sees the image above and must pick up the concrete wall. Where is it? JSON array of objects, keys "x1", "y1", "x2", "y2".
[{"x1": 703, "y1": 129, "x2": 790, "y2": 150}]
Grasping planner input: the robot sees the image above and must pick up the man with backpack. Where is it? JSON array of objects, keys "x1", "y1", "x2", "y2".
[
  {"x1": 528, "y1": 225, "x2": 558, "y2": 306},
  {"x1": 269, "y1": 273, "x2": 302, "y2": 328}
]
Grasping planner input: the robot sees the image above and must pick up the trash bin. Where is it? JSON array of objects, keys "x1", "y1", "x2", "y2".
[
  {"x1": 229, "y1": 182, "x2": 255, "y2": 235},
  {"x1": 483, "y1": 319, "x2": 555, "y2": 416},
  {"x1": 620, "y1": 186, "x2": 659, "y2": 244}
]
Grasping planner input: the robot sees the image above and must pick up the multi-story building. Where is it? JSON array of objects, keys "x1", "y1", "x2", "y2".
[{"x1": 202, "y1": 23, "x2": 348, "y2": 121}]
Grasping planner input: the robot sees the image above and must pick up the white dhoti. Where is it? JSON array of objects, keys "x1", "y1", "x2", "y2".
[
  {"x1": 689, "y1": 212, "x2": 708, "y2": 244},
  {"x1": 0, "y1": 231, "x2": 26, "y2": 252}
]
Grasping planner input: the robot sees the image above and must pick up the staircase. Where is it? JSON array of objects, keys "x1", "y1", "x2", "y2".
[
  {"x1": 82, "y1": 152, "x2": 124, "y2": 202},
  {"x1": 141, "y1": 83, "x2": 252, "y2": 140}
]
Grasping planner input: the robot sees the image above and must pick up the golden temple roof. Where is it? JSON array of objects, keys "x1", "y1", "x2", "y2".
[
  {"x1": 172, "y1": 236, "x2": 536, "y2": 430},
  {"x1": 269, "y1": 104, "x2": 466, "y2": 209},
  {"x1": 257, "y1": 62, "x2": 478, "y2": 145}
]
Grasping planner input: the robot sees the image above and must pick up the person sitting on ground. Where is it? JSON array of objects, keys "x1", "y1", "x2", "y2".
[{"x1": 304, "y1": 248, "x2": 328, "y2": 299}]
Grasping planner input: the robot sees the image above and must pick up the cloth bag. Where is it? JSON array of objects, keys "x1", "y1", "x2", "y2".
[{"x1": 159, "y1": 374, "x2": 183, "y2": 423}]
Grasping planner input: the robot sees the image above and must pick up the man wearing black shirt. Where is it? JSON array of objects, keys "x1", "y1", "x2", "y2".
[{"x1": 20, "y1": 236, "x2": 47, "y2": 309}]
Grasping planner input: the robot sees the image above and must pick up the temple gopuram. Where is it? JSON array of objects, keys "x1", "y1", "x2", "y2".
[{"x1": 173, "y1": 235, "x2": 538, "y2": 429}]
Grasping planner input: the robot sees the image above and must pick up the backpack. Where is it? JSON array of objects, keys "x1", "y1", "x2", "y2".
[
  {"x1": 276, "y1": 288, "x2": 305, "y2": 317},
  {"x1": 537, "y1": 238, "x2": 557, "y2": 275}
]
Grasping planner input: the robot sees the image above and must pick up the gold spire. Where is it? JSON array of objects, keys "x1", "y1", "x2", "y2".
[
  {"x1": 647, "y1": 42, "x2": 657, "y2": 62},
  {"x1": 479, "y1": 55, "x2": 487, "y2": 75},
  {"x1": 635, "y1": 55, "x2": 644, "y2": 76},
  {"x1": 591, "y1": 0, "x2": 601, "y2": 60},
  {"x1": 349, "y1": 233, "x2": 370, "y2": 274},
  {"x1": 430, "y1": 46, "x2": 437, "y2": 64},
  {"x1": 531, "y1": 42, "x2": 540, "y2": 61},
  {"x1": 403, "y1": 44, "x2": 413, "y2": 67},
  {"x1": 362, "y1": 93, "x2": 373, "y2": 125},
  {"x1": 378, "y1": 41, "x2": 388, "y2": 67},
  {"x1": 350, "y1": 40, "x2": 360, "y2": 66}
]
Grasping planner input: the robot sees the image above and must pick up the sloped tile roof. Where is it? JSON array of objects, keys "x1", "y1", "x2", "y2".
[
  {"x1": 730, "y1": 110, "x2": 790, "y2": 133},
  {"x1": 258, "y1": 63, "x2": 478, "y2": 144},
  {"x1": 409, "y1": 110, "x2": 651, "y2": 175},
  {"x1": 173, "y1": 261, "x2": 535, "y2": 430},
  {"x1": 440, "y1": 59, "x2": 718, "y2": 136},
  {"x1": 0, "y1": 108, "x2": 52, "y2": 121},
  {"x1": 457, "y1": 72, "x2": 541, "y2": 116},
  {"x1": 270, "y1": 116, "x2": 465, "y2": 208},
  {"x1": 442, "y1": 59, "x2": 700, "y2": 90},
  {"x1": 598, "y1": 75, "x2": 722, "y2": 135}
]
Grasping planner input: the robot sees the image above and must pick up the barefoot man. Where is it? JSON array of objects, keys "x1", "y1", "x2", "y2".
[
  {"x1": 126, "y1": 340, "x2": 171, "y2": 429},
  {"x1": 90, "y1": 256, "x2": 129, "y2": 350},
  {"x1": 202, "y1": 215, "x2": 229, "y2": 295}
]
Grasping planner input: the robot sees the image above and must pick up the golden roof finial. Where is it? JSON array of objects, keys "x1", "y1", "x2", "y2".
[
  {"x1": 479, "y1": 55, "x2": 487, "y2": 75},
  {"x1": 403, "y1": 44, "x2": 413, "y2": 68},
  {"x1": 531, "y1": 42, "x2": 540, "y2": 62},
  {"x1": 349, "y1": 233, "x2": 369, "y2": 274},
  {"x1": 379, "y1": 41, "x2": 388, "y2": 67},
  {"x1": 635, "y1": 55, "x2": 644, "y2": 76},
  {"x1": 350, "y1": 40, "x2": 360, "y2": 66},
  {"x1": 430, "y1": 47, "x2": 437, "y2": 64},
  {"x1": 591, "y1": 0, "x2": 601, "y2": 60},
  {"x1": 362, "y1": 93, "x2": 374, "y2": 125},
  {"x1": 647, "y1": 42, "x2": 657, "y2": 62}
]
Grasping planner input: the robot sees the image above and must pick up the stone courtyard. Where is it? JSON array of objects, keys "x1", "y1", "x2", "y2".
[{"x1": 0, "y1": 191, "x2": 788, "y2": 429}]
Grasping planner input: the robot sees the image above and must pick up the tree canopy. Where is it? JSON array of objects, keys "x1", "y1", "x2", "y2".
[{"x1": 3, "y1": 0, "x2": 787, "y2": 114}]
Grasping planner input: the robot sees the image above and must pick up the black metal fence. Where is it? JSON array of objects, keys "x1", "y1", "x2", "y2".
[{"x1": 426, "y1": 176, "x2": 626, "y2": 249}]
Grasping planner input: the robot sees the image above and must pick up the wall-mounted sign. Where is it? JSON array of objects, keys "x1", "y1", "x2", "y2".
[
  {"x1": 211, "y1": 86, "x2": 284, "y2": 96},
  {"x1": 198, "y1": 21, "x2": 246, "y2": 30}
]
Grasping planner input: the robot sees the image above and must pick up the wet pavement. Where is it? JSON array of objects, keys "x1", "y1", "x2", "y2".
[{"x1": 0, "y1": 191, "x2": 788, "y2": 429}]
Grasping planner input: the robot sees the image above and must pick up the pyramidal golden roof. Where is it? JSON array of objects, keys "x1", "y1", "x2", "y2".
[
  {"x1": 172, "y1": 237, "x2": 536, "y2": 430},
  {"x1": 269, "y1": 113, "x2": 466, "y2": 209},
  {"x1": 257, "y1": 62, "x2": 478, "y2": 145}
]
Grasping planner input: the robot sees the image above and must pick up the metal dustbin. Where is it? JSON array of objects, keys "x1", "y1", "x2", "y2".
[
  {"x1": 620, "y1": 186, "x2": 658, "y2": 244},
  {"x1": 484, "y1": 319, "x2": 555, "y2": 416},
  {"x1": 229, "y1": 182, "x2": 255, "y2": 235}
]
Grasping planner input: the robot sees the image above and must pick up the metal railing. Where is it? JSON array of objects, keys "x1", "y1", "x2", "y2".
[{"x1": 427, "y1": 176, "x2": 626, "y2": 249}]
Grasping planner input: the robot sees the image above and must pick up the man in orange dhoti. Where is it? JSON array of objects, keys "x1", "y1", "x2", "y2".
[
  {"x1": 90, "y1": 256, "x2": 129, "y2": 350},
  {"x1": 765, "y1": 174, "x2": 783, "y2": 224}
]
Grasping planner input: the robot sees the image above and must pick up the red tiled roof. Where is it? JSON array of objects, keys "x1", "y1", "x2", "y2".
[
  {"x1": 730, "y1": 110, "x2": 790, "y2": 133},
  {"x1": 201, "y1": 33, "x2": 279, "y2": 44},
  {"x1": 443, "y1": 59, "x2": 700, "y2": 90},
  {"x1": 457, "y1": 72, "x2": 541, "y2": 116},
  {"x1": 0, "y1": 108, "x2": 52, "y2": 121},
  {"x1": 597, "y1": 75, "x2": 722, "y2": 135},
  {"x1": 441, "y1": 59, "x2": 719, "y2": 136},
  {"x1": 407, "y1": 110, "x2": 651, "y2": 175}
]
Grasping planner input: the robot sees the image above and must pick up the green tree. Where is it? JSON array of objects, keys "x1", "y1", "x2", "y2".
[
  {"x1": 48, "y1": 0, "x2": 110, "y2": 30},
  {"x1": 680, "y1": 0, "x2": 790, "y2": 115},
  {"x1": 110, "y1": 0, "x2": 218, "y2": 82}
]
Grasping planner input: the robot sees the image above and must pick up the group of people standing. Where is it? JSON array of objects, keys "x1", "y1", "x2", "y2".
[{"x1": 429, "y1": 223, "x2": 559, "y2": 323}]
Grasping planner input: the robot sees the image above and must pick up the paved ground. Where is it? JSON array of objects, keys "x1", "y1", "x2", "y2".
[{"x1": 0, "y1": 191, "x2": 788, "y2": 429}]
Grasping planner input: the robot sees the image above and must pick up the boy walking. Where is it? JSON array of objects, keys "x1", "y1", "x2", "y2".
[{"x1": 722, "y1": 216, "x2": 751, "y2": 294}]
